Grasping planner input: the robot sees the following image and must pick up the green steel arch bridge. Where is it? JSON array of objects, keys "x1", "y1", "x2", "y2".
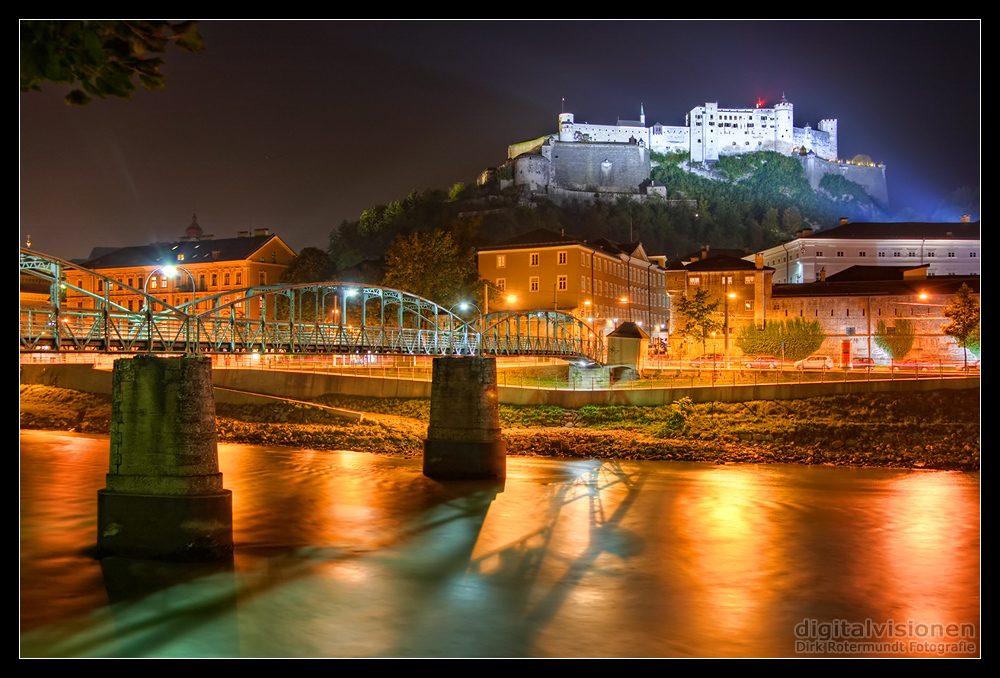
[{"x1": 20, "y1": 249, "x2": 605, "y2": 363}]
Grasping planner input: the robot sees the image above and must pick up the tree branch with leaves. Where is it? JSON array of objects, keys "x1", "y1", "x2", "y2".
[
  {"x1": 941, "y1": 283, "x2": 980, "y2": 367},
  {"x1": 674, "y1": 288, "x2": 722, "y2": 354},
  {"x1": 20, "y1": 20, "x2": 204, "y2": 106}
]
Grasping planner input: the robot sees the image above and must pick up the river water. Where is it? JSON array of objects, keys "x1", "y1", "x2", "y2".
[{"x1": 20, "y1": 431, "x2": 980, "y2": 658}]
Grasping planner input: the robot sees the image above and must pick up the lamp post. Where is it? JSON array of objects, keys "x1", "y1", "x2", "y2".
[
  {"x1": 724, "y1": 291, "x2": 735, "y2": 368},
  {"x1": 447, "y1": 301, "x2": 483, "y2": 355},
  {"x1": 142, "y1": 264, "x2": 196, "y2": 350},
  {"x1": 143, "y1": 264, "x2": 195, "y2": 310}
]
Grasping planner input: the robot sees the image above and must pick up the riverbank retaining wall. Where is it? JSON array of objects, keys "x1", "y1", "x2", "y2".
[{"x1": 21, "y1": 363, "x2": 979, "y2": 407}]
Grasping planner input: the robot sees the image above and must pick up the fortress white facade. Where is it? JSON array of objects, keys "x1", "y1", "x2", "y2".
[{"x1": 551, "y1": 96, "x2": 838, "y2": 163}]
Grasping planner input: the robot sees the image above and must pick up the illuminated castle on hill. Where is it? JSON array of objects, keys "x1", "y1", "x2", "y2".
[{"x1": 499, "y1": 96, "x2": 886, "y2": 210}]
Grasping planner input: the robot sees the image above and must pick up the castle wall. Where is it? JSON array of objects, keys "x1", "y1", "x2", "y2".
[
  {"x1": 513, "y1": 153, "x2": 550, "y2": 193},
  {"x1": 792, "y1": 126, "x2": 837, "y2": 161},
  {"x1": 800, "y1": 155, "x2": 889, "y2": 208},
  {"x1": 649, "y1": 125, "x2": 689, "y2": 154},
  {"x1": 548, "y1": 141, "x2": 650, "y2": 192}
]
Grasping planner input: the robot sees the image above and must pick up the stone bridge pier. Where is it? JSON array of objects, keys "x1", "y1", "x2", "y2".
[
  {"x1": 423, "y1": 356, "x2": 506, "y2": 480},
  {"x1": 97, "y1": 355, "x2": 233, "y2": 560}
]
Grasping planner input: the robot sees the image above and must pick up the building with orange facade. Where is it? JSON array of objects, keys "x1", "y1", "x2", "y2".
[
  {"x1": 67, "y1": 216, "x2": 295, "y2": 319},
  {"x1": 477, "y1": 228, "x2": 669, "y2": 334}
]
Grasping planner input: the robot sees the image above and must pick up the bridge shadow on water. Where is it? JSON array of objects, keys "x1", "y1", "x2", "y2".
[{"x1": 22, "y1": 449, "x2": 649, "y2": 658}]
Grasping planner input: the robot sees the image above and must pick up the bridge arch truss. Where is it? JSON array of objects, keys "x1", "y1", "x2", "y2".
[{"x1": 20, "y1": 249, "x2": 603, "y2": 362}]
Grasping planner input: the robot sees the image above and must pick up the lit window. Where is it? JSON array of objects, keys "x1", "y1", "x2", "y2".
[
  {"x1": 745, "y1": 275, "x2": 755, "y2": 284},
  {"x1": 496, "y1": 278, "x2": 506, "y2": 292},
  {"x1": 497, "y1": 254, "x2": 506, "y2": 268},
  {"x1": 690, "y1": 276, "x2": 701, "y2": 284}
]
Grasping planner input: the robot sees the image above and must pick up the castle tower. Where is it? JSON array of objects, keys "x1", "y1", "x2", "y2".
[
  {"x1": 559, "y1": 112, "x2": 575, "y2": 142},
  {"x1": 640, "y1": 103, "x2": 645, "y2": 126},
  {"x1": 689, "y1": 103, "x2": 720, "y2": 162},
  {"x1": 818, "y1": 118, "x2": 838, "y2": 159},
  {"x1": 774, "y1": 94, "x2": 794, "y2": 154}
]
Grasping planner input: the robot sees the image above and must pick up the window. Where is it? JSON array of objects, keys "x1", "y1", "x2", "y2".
[
  {"x1": 496, "y1": 278, "x2": 506, "y2": 292},
  {"x1": 96, "y1": 280, "x2": 104, "y2": 292},
  {"x1": 836, "y1": 252, "x2": 844, "y2": 257},
  {"x1": 859, "y1": 251, "x2": 867, "y2": 257},
  {"x1": 272, "y1": 252, "x2": 276, "y2": 263},
  {"x1": 259, "y1": 272, "x2": 267, "y2": 285},
  {"x1": 927, "y1": 251, "x2": 935, "y2": 257},
  {"x1": 878, "y1": 251, "x2": 885, "y2": 257},
  {"x1": 211, "y1": 273, "x2": 218, "y2": 286},
  {"x1": 744, "y1": 300, "x2": 754, "y2": 311},
  {"x1": 530, "y1": 253, "x2": 539, "y2": 267},
  {"x1": 689, "y1": 276, "x2": 701, "y2": 284},
  {"x1": 558, "y1": 251, "x2": 567, "y2": 265},
  {"x1": 722, "y1": 275, "x2": 733, "y2": 284},
  {"x1": 150, "y1": 277, "x2": 157, "y2": 290},
  {"x1": 817, "y1": 251, "x2": 823, "y2": 257},
  {"x1": 224, "y1": 273, "x2": 230, "y2": 286},
  {"x1": 971, "y1": 252, "x2": 978, "y2": 258},
  {"x1": 947, "y1": 252, "x2": 956, "y2": 258},
  {"x1": 557, "y1": 275, "x2": 567, "y2": 291},
  {"x1": 177, "y1": 254, "x2": 185, "y2": 261},
  {"x1": 529, "y1": 276, "x2": 539, "y2": 292},
  {"x1": 893, "y1": 251, "x2": 902, "y2": 257},
  {"x1": 846, "y1": 327, "x2": 855, "y2": 336},
  {"x1": 581, "y1": 276, "x2": 586, "y2": 291},
  {"x1": 744, "y1": 275, "x2": 755, "y2": 284},
  {"x1": 496, "y1": 254, "x2": 506, "y2": 268},
  {"x1": 236, "y1": 272, "x2": 242, "y2": 286}
]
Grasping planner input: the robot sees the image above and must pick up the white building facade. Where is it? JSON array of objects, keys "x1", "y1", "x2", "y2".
[{"x1": 752, "y1": 220, "x2": 981, "y2": 284}]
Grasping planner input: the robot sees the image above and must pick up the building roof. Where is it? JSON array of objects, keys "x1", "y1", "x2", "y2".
[
  {"x1": 481, "y1": 228, "x2": 585, "y2": 251},
  {"x1": 773, "y1": 276, "x2": 979, "y2": 299},
  {"x1": 480, "y1": 229, "x2": 663, "y2": 268},
  {"x1": 683, "y1": 254, "x2": 772, "y2": 272},
  {"x1": 607, "y1": 321, "x2": 649, "y2": 339},
  {"x1": 824, "y1": 264, "x2": 929, "y2": 282},
  {"x1": 82, "y1": 234, "x2": 287, "y2": 270},
  {"x1": 802, "y1": 221, "x2": 980, "y2": 241}
]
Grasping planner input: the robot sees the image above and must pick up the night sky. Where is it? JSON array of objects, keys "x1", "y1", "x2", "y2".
[{"x1": 20, "y1": 20, "x2": 981, "y2": 261}]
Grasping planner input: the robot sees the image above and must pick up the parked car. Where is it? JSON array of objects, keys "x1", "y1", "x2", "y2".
[
  {"x1": 891, "y1": 359, "x2": 935, "y2": 372},
  {"x1": 690, "y1": 353, "x2": 725, "y2": 368},
  {"x1": 794, "y1": 355, "x2": 834, "y2": 370},
  {"x1": 743, "y1": 355, "x2": 779, "y2": 369},
  {"x1": 851, "y1": 357, "x2": 876, "y2": 370}
]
